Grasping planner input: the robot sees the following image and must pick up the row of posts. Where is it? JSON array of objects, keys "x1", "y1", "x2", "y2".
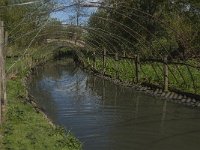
[
  {"x1": 92, "y1": 49, "x2": 169, "y2": 92},
  {"x1": 0, "y1": 21, "x2": 8, "y2": 124}
]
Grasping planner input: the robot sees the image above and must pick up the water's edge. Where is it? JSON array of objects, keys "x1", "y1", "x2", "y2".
[{"x1": 82, "y1": 65, "x2": 200, "y2": 108}]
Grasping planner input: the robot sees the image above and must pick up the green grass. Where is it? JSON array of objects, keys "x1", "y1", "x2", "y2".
[
  {"x1": 0, "y1": 50, "x2": 81, "y2": 150},
  {"x1": 2, "y1": 79, "x2": 81, "y2": 150},
  {"x1": 87, "y1": 56, "x2": 200, "y2": 94}
]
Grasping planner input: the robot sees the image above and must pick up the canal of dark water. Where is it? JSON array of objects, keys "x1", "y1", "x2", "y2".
[{"x1": 29, "y1": 59, "x2": 200, "y2": 150}]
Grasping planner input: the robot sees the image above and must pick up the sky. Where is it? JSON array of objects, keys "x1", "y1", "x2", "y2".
[{"x1": 50, "y1": 0, "x2": 99, "y2": 25}]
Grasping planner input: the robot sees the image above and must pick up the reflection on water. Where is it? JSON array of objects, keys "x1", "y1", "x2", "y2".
[{"x1": 29, "y1": 59, "x2": 200, "y2": 150}]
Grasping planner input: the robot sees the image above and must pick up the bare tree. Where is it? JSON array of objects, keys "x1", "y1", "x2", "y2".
[{"x1": 72, "y1": 0, "x2": 86, "y2": 44}]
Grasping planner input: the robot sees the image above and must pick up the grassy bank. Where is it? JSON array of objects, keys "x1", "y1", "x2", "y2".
[
  {"x1": 87, "y1": 56, "x2": 200, "y2": 95},
  {"x1": 0, "y1": 47, "x2": 81, "y2": 150}
]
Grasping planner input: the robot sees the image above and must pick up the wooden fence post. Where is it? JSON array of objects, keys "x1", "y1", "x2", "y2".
[
  {"x1": 135, "y1": 55, "x2": 140, "y2": 83},
  {"x1": 4, "y1": 31, "x2": 8, "y2": 56},
  {"x1": 92, "y1": 51, "x2": 96, "y2": 69},
  {"x1": 123, "y1": 51, "x2": 126, "y2": 57},
  {"x1": 0, "y1": 21, "x2": 5, "y2": 123},
  {"x1": 2, "y1": 30, "x2": 7, "y2": 107},
  {"x1": 103, "y1": 48, "x2": 106, "y2": 74},
  {"x1": 115, "y1": 52, "x2": 119, "y2": 79},
  {"x1": 163, "y1": 56, "x2": 169, "y2": 92}
]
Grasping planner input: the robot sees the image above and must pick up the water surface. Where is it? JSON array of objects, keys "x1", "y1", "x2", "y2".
[{"x1": 29, "y1": 59, "x2": 200, "y2": 150}]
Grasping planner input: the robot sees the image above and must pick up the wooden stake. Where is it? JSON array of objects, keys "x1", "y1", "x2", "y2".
[
  {"x1": 103, "y1": 48, "x2": 106, "y2": 74},
  {"x1": 164, "y1": 56, "x2": 169, "y2": 92},
  {"x1": 92, "y1": 51, "x2": 96, "y2": 69},
  {"x1": 0, "y1": 21, "x2": 4, "y2": 123},
  {"x1": 4, "y1": 31, "x2": 8, "y2": 56},
  {"x1": 135, "y1": 55, "x2": 140, "y2": 83},
  {"x1": 2, "y1": 31, "x2": 7, "y2": 106},
  {"x1": 115, "y1": 52, "x2": 119, "y2": 79},
  {"x1": 123, "y1": 51, "x2": 126, "y2": 57}
]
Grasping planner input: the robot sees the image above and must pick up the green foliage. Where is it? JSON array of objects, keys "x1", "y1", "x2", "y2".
[
  {"x1": 151, "y1": 37, "x2": 178, "y2": 55},
  {"x1": 86, "y1": 0, "x2": 200, "y2": 59},
  {"x1": 0, "y1": 0, "x2": 54, "y2": 48}
]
